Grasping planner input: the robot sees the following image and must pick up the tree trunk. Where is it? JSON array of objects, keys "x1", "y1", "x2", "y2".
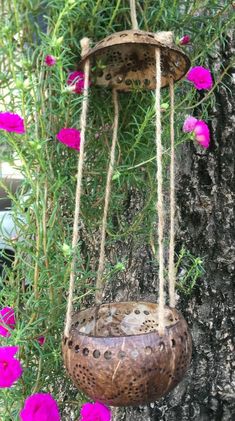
[{"x1": 112, "y1": 33, "x2": 235, "y2": 421}]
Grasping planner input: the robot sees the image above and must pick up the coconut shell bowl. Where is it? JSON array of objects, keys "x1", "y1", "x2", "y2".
[{"x1": 62, "y1": 301, "x2": 192, "y2": 406}]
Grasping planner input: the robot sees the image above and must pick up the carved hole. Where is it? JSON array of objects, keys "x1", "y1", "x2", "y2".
[
  {"x1": 131, "y1": 350, "x2": 138, "y2": 358},
  {"x1": 145, "y1": 346, "x2": 152, "y2": 355},
  {"x1": 68, "y1": 340, "x2": 73, "y2": 349},
  {"x1": 144, "y1": 79, "x2": 150, "y2": 85},
  {"x1": 118, "y1": 350, "x2": 126, "y2": 359},
  {"x1": 74, "y1": 345, "x2": 80, "y2": 353},
  {"x1": 83, "y1": 348, "x2": 89, "y2": 356},
  {"x1": 64, "y1": 337, "x2": 67, "y2": 345},
  {"x1": 171, "y1": 339, "x2": 176, "y2": 348},
  {"x1": 147, "y1": 34, "x2": 155, "y2": 39},
  {"x1": 125, "y1": 79, "x2": 132, "y2": 86},
  {"x1": 105, "y1": 73, "x2": 112, "y2": 81},
  {"x1": 120, "y1": 34, "x2": 127, "y2": 37},
  {"x1": 93, "y1": 349, "x2": 100, "y2": 358},
  {"x1": 144, "y1": 310, "x2": 150, "y2": 315},
  {"x1": 134, "y1": 309, "x2": 140, "y2": 314},
  {"x1": 104, "y1": 350, "x2": 112, "y2": 360}
]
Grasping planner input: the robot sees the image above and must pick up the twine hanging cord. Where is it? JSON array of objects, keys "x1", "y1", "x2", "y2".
[
  {"x1": 95, "y1": 89, "x2": 119, "y2": 304},
  {"x1": 64, "y1": 38, "x2": 90, "y2": 338},
  {"x1": 168, "y1": 77, "x2": 176, "y2": 308},
  {"x1": 155, "y1": 47, "x2": 165, "y2": 334},
  {"x1": 155, "y1": 51, "x2": 176, "y2": 333},
  {"x1": 130, "y1": 0, "x2": 138, "y2": 30}
]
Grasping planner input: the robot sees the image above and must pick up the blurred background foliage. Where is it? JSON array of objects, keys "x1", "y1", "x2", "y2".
[{"x1": 0, "y1": 0, "x2": 234, "y2": 419}]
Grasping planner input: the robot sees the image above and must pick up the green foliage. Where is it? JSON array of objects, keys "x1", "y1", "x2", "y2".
[
  {"x1": 0, "y1": 0, "x2": 234, "y2": 419},
  {"x1": 176, "y1": 247, "x2": 205, "y2": 295}
]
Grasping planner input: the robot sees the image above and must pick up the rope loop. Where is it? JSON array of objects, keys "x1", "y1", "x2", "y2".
[
  {"x1": 64, "y1": 38, "x2": 90, "y2": 338},
  {"x1": 95, "y1": 89, "x2": 119, "y2": 304}
]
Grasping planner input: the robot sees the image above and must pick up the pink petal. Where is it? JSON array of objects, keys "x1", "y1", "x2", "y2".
[
  {"x1": 0, "y1": 345, "x2": 19, "y2": 358},
  {"x1": 180, "y1": 35, "x2": 190, "y2": 45},
  {"x1": 0, "y1": 346, "x2": 23, "y2": 388},
  {"x1": 194, "y1": 120, "x2": 210, "y2": 148},
  {"x1": 0, "y1": 307, "x2": 16, "y2": 327},
  {"x1": 183, "y1": 116, "x2": 198, "y2": 133},
  {"x1": 56, "y1": 128, "x2": 81, "y2": 151},
  {"x1": 80, "y1": 402, "x2": 111, "y2": 421},
  {"x1": 0, "y1": 326, "x2": 11, "y2": 337},
  {"x1": 67, "y1": 71, "x2": 85, "y2": 94},
  {"x1": 37, "y1": 336, "x2": 45, "y2": 346},
  {"x1": 20, "y1": 393, "x2": 60, "y2": 421},
  {"x1": 187, "y1": 66, "x2": 213, "y2": 90},
  {"x1": 45, "y1": 55, "x2": 56, "y2": 67},
  {"x1": 0, "y1": 112, "x2": 25, "y2": 134}
]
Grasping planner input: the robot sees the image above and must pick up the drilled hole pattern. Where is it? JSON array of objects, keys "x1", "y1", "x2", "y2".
[
  {"x1": 63, "y1": 302, "x2": 192, "y2": 406},
  {"x1": 71, "y1": 302, "x2": 180, "y2": 337},
  {"x1": 80, "y1": 30, "x2": 190, "y2": 91}
]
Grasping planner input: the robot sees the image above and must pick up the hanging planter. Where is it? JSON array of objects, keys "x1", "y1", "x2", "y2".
[
  {"x1": 63, "y1": 302, "x2": 191, "y2": 406},
  {"x1": 80, "y1": 29, "x2": 190, "y2": 91},
  {"x1": 62, "y1": 0, "x2": 192, "y2": 407}
]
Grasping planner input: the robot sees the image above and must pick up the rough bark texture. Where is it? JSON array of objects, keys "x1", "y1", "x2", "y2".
[{"x1": 110, "y1": 35, "x2": 235, "y2": 421}]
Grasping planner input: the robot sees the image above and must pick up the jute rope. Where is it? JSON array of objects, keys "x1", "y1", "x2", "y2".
[
  {"x1": 64, "y1": 38, "x2": 90, "y2": 338},
  {"x1": 155, "y1": 47, "x2": 165, "y2": 333},
  {"x1": 130, "y1": 0, "x2": 138, "y2": 30},
  {"x1": 95, "y1": 89, "x2": 119, "y2": 304},
  {"x1": 168, "y1": 77, "x2": 176, "y2": 308}
]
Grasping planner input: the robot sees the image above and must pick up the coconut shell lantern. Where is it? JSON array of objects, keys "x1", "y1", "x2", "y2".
[{"x1": 63, "y1": 0, "x2": 192, "y2": 407}]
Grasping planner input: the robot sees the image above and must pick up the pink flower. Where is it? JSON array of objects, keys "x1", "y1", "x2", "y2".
[
  {"x1": 56, "y1": 128, "x2": 81, "y2": 150},
  {"x1": 20, "y1": 393, "x2": 60, "y2": 421},
  {"x1": 0, "y1": 346, "x2": 23, "y2": 388},
  {"x1": 187, "y1": 66, "x2": 213, "y2": 90},
  {"x1": 0, "y1": 307, "x2": 16, "y2": 337},
  {"x1": 80, "y1": 402, "x2": 111, "y2": 421},
  {"x1": 0, "y1": 112, "x2": 25, "y2": 134},
  {"x1": 183, "y1": 116, "x2": 198, "y2": 133},
  {"x1": 45, "y1": 55, "x2": 56, "y2": 67},
  {"x1": 180, "y1": 35, "x2": 190, "y2": 45},
  {"x1": 67, "y1": 71, "x2": 85, "y2": 94},
  {"x1": 37, "y1": 336, "x2": 45, "y2": 346},
  {"x1": 194, "y1": 120, "x2": 210, "y2": 148},
  {"x1": 182, "y1": 117, "x2": 210, "y2": 149}
]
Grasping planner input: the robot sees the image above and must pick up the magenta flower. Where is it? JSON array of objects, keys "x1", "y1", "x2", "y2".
[
  {"x1": 20, "y1": 393, "x2": 60, "y2": 421},
  {"x1": 187, "y1": 66, "x2": 213, "y2": 90},
  {"x1": 183, "y1": 116, "x2": 198, "y2": 133},
  {"x1": 182, "y1": 116, "x2": 210, "y2": 149},
  {"x1": 194, "y1": 120, "x2": 210, "y2": 148},
  {"x1": 56, "y1": 128, "x2": 81, "y2": 150},
  {"x1": 45, "y1": 55, "x2": 56, "y2": 67},
  {"x1": 180, "y1": 35, "x2": 190, "y2": 45},
  {"x1": 0, "y1": 307, "x2": 16, "y2": 337},
  {"x1": 80, "y1": 402, "x2": 111, "y2": 421},
  {"x1": 37, "y1": 336, "x2": 45, "y2": 346},
  {"x1": 67, "y1": 71, "x2": 85, "y2": 94},
  {"x1": 0, "y1": 112, "x2": 25, "y2": 134},
  {"x1": 0, "y1": 346, "x2": 23, "y2": 388}
]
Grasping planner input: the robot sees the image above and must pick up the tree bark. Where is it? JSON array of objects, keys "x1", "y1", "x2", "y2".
[{"x1": 112, "y1": 33, "x2": 235, "y2": 421}]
